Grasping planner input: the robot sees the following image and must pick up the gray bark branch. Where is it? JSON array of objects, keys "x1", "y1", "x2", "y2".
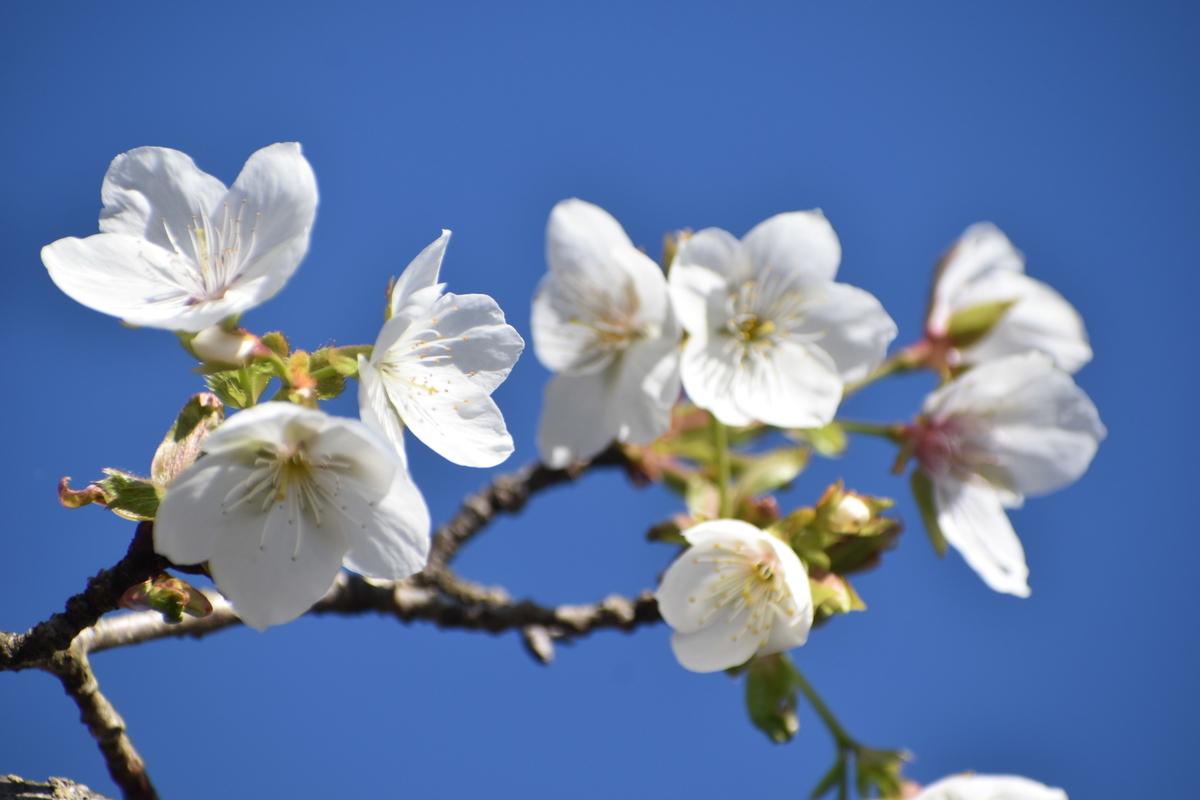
[{"x1": 0, "y1": 775, "x2": 114, "y2": 800}]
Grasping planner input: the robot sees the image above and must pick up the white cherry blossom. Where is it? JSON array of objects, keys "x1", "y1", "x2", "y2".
[
  {"x1": 656, "y1": 519, "x2": 813, "y2": 673},
  {"x1": 532, "y1": 199, "x2": 681, "y2": 467},
  {"x1": 669, "y1": 211, "x2": 896, "y2": 428},
  {"x1": 358, "y1": 231, "x2": 525, "y2": 468},
  {"x1": 43, "y1": 143, "x2": 318, "y2": 332},
  {"x1": 155, "y1": 402, "x2": 430, "y2": 631},
  {"x1": 912, "y1": 352, "x2": 1105, "y2": 597},
  {"x1": 914, "y1": 774, "x2": 1067, "y2": 800},
  {"x1": 928, "y1": 223, "x2": 1091, "y2": 373}
]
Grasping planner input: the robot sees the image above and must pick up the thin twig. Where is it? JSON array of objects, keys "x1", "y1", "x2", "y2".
[{"x1": 41, "y1": 645, "x2": 158, "y2": 800}]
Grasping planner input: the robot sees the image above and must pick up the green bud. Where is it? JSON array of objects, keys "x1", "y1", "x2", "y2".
[
  {"x1": 790, "y1": 422, "x2": 847, "y2": 458},
  {"x1": 945, "y1": 299, "x2": 1018, "y2": 349},
  {"x1": 260, "y1": 331, "x2": 291, "y2": 359},
  {"x1": 733, "y1": 447, "x2": 809, "y2": 500},
  {"x1": 120, "y1": 572, "x2": 213, "y2": 625},
  {"x1": 809, "y1": 571, "x2": 866, "y2": 619},
  {"x1": 93, "y1": 469, "x2": 162, "y2": 521}
]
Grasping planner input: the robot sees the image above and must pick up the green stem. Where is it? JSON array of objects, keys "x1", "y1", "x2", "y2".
[
  {"x1": 792, "y1": 665, "x2": 857, "y2": 750},
  {"x1": 836, "y1": 418, "x2": 904, "y2": 442},
  {"x1": 712, "y1": 417, "x2": 732, "y2": 518},
  {"x1": 265, "y1": 354, "x2": 293, "y2": 388},
  {"x1": 309, "y1": 366, "x2": 339, "y2": 380},
  {"x1": 237, "y1": 368, "x2": 256, "y2": 407}
]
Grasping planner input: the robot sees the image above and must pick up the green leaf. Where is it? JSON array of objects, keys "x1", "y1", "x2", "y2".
[
  {"x1": 734, "y1": 447, "x2": 809, "y2": 499},
  {"x1": 645, "y1": 519, "x2": 687, "y2": 545},
  {"x1": 204, "y1": 369, "x2": 270, "y2": 410},
  {"x1": 910, "y1": 470, "x2": 947, "y2": 558},
  {"x1": 94, "y1": 469, "x2": 162, "y2": 521},
  {"x1": 745, "y1": 653, "x2": 801, "y2": 744},
  {"x1": 946, "y1": 299, "x2": 1018, "y2": 348},
  {"x1": 792, "y1": 423, "x2": 847, "y2": 458},
  {"x1": 151, "y1": 393, "x2": 224, "y2": 487}
]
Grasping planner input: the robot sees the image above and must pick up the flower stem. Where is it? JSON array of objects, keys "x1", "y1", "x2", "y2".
[
  {"x1": 836, "y1": 418, "x2": 905, "y2": 442},
  {"x1": 792, "y1": 665, "x2": 857, "y2": 750},
  {"x1": 265, "y1": 354, "x2": 293, "y2": 389},
  {"x1": 711, "y1": 417, "x2": 732, "y2": 518},
  {"x1": 237, "y1": 368, "x2": 256, "y2": 407}
]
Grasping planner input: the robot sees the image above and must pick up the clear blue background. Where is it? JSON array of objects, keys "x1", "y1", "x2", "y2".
[{"x1": 1, "y1": 2, "x2": 1195, "y2": 798}]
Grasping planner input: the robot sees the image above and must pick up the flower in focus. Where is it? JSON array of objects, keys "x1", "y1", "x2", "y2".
[
  {"x1": 910, "y1": 352, "x2": 1105, "y2": 597},
  {"x1": 656, "y1": 519, "x2": 813, "y2": 673},
  {"x1": 42, "y1": 143, "x2": 318, "y2": 332},
  {"x1": 913, "y1": 774, "x2": 1067, "y2": 800},
  {"x1": 155, "y1": 402, "x2": 430, "y2": 631},
  {"x1": 668, "y1": 211, "x2": 896, "y2": 428},
  {"x1": 926, "y1": 223, "x2": 1091, "y2": 373},
  {"x1": 358, "y1": 231, "x2": 525, "y2": 468},
  {"x1": 532, "y1": 199, "x2": 681, "y2": 467}
]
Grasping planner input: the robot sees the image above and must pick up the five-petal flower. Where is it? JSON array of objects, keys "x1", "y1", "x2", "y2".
[
  {"x1": 668, "y1": 211, "x2": 896, "y2": 428},
  {"x1": 357, "y1": 231, "x2": 525, "y2": 468},
  {"x1": 155, "y1": 402, "x2": 430, "y2": 631},
  {"x1": 532, "y1": 199, "x2": 682, "y2": 467},
  {"x1": 911, "y1": 352, "x2": 1106, "y2": 596},
  {"x1": 42, "y1": 143, "x2": 318, "y2": 332},
  {"x1": 656, "y1": 519, "x2": 814, "y2": 673},
  {"x1": 927, "y1": 223, "x2": 1091, "y2": 373}
]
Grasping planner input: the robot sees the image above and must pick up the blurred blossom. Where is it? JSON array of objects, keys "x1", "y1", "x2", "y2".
[
  {"x1": 42, "y1": 143, "x2": 318, "y2": 332},
  {"x1": 913, "y1": 773, "x2": 1067, "y2": 800},
  {"x1": 927, "y1": 223, "x2": 1091, "y2": 373},
  {"x1": 669, "y1": 211, "x2": 895, "y2": 428},
  {"x1": 155, "y1": 402, "x2": 430, "y2": 631},
  {"x1": 533, "y1": 199, "x2": 681, "y2": 467},
  {"x1": 912, "y1": 352, "x2": 1105, "y2": 597},
  {"x1": 358, "y1": 231, "x2": 524, "y2": 468},
  {"x1": 656, "y1": 519, "x2": 813, "y2": 673}
]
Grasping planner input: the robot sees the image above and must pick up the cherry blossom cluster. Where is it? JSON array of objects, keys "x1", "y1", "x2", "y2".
[{"x1": 42, "y1": 143, "x2": 1101, "y2": 799}]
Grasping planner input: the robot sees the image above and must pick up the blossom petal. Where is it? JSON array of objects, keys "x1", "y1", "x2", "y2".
[
  {"x1": 670, "y1": 615, "x2": 763, "y2": 673},
  {"x1": 209, "y1": 500, "x2": 349, "y2": 631},
  {"x1": 538, "y1": 368, "x2": 615, "y2": 467},
  {"x1": 341, "y1": 466, "x2": 431, "y2": 580},
  {"x1": 672, "y1": 227, "x2": 748, "y2": 285},
  {"x1": 153, "y1": 454, "x2": 248, "y2": 565},
  {"x1": 611, "y1": 336, "x2": 680, "y2": 445},
  {"x1": 98, "y1": 146, "x2": 227, "y2": 251},
  {"x1": 530, "y1": 272, "x2": 616, "y2": 374},
  {"x1": 935, "y1": 476, "x2": 1031, "y2": 597},
  {"x1": 742, "y1": 210, "x2": 841, "y2": 285},
  {"x1": 221, "y1": 142, "x2": 318, "y2": 300},
  {"x1": 667, "y1": 261, "x2": 731, "y2": 337},
  {"x1": 959, "y1": 270, "x2": 1092, "y2": 373},
  {"x1": 928, "y1": 222, "x2": 1025, "y2": 334},
  {"x1": 797, "y1": 281, "x2": 897, "y2": 382},
  {"x1": 682, "y1": 336, "x2": 842, "y2": 428},
  {"x1": 390, "y1": 230, "x2": 450, "y2": 317},
  {"x1": 379, "y1": 293, "x2": 523, "y2": 467},
  {"x1": 915, "y1": 774, "x2": 1067, "y2": 800},
  {"x1": 545, "y1": 197, "x2": 636, "y2": 276},
  {"x1": 356, "y1": 356, "x2": 409, "y2": 465}
]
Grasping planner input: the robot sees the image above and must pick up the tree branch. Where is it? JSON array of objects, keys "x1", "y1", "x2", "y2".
[
  {"x1": 0, "y1": 523, "x2": 166, "y2": 673},
  {"x1": 41, "y1": 646, "x2": 158, "y2": 800},
  {"x1": 0, "y1": 775, "x2": 114, "y2": 800},
  {"x1": 81, "y1": 574, "x2": 661, "y2": 664}
]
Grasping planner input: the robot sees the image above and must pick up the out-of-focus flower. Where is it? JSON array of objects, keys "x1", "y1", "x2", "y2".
[
  {"x1": 927, "y1": 223, "x2": 1091, "y2": 373},
  {"x1": 155, "y1": 402, "x2": 430, "y2": 631},
  {"x1": 533, "y1": 199, "x2": 681, "y2": 467},
  {"x1": 191, "y1": 325, "x2": 268, "y2": 366},
  {"x1": 358, "y1": 231, "x2": 524, "y2": 468},
  {"x1": 656, "y1": 519, "x2": 813, "y2": 673},
  {"x1": 910, "y1": 352, "x2": 1105, "y2": 597},
  {"x1": 43, "y1": 143, "x2": 318, "y2": 332},
  {"x1": 668, "y1": 211, "x2": 895, "y2": 428},
  {"x1": 913, "y1": 773, "x2": 1067, "y2": 800}
]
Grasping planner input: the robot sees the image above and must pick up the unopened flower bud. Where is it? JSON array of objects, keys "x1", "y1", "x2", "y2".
[
  {"x1": 192, "y1": 325, "x2": 266, "y2": 366},
  {"x1": 830, "y1": 494, "x2": 871, "y2": 531}
]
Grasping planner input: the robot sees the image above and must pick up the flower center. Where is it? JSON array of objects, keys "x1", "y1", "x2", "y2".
[
  {"x1": 722, "y1": 265, "x2": 819, "y2": 360},
  {"x1": 162, "y1": 199, "x2": 259, "y2": 303},
  {"x1": 223, "y1": 441, "x2": 355, "y2": 557},
  {"x1": 912, "y1": 414, "x2": 997, "y2": 480},
  {"x1": 696, "y1": 540, "x2": 794, "y2": 645},
  {"x1": 554, "y1": 269, "x2": 645, "y2": 355}
]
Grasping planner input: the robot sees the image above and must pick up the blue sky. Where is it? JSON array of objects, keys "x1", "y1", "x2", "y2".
[{"x1": 1, "y1": 2, "x2": 1197, "y2": 798}]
